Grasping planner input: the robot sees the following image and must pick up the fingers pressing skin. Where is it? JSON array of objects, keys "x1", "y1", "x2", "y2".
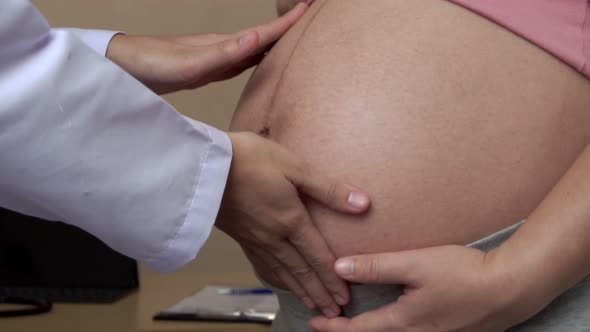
[
  {"x1": 183, "y1": 53, "x2": 265, "y2": 90},
  {"x1": 218, "y1": 133, "x2": 372, "y2": 317},
  {"x1": 308, "y1": 253, "x2": 418, "y2": 332},
  {"x1": 238, "y1": 2, "x2": 309, "y2": 52},
  {"x1": 187, "y1": 31, "x2": 260, "y2": 81},
  {"x1": 106, "y1": 3, "x2": 312, "y2": 94},
  {"x1": 187, "y1": 2, "x2": 311, "y2": 76},
  {"x1": 272, "y1": 243, "x2": 341, "y2": 317},
  {"x1": 285, "y1": 156, "x2": 371, "y2": 214},
  {"x1": 241, "y1": 245, "x2": 286, "y2": 289},
  {"x1": 242, "y1": 238, "x2": 343, "y2": 315},
  {"x1": 333, "y1": 252, "x2": 417, "y2": 285},
  {"x1": 249, "y1": 206, "x2": 344, "y2": 317},
  {"x1": 250, "y1": 248, "x2": 317, "y2": 310},
  {"x1": 310, "y1": 246, "x2": 536, "y2": 332},
  {"x1": 288, "y1": 209, "x2": 351, "y2": 306},
  {"x1": 174, "y1": 2, "x2": 310, "y2": 47}
]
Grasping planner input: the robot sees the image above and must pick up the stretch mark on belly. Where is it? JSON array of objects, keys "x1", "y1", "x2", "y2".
[{"x1": 256, "y1": 0, "x2": 330, "y2": 139}]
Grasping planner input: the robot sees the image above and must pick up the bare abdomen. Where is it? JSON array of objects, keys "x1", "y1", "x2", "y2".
[{"x1": 231, "y1": 0, "x2": 590, "y2": 257}]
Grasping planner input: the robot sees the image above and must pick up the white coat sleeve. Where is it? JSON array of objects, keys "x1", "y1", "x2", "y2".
[
  {"x1": 56, "y1": 28, "x2": 121, "y2": 56},
  {"x1": 0, "y1": 0, "x2": 233, "y2": 273}
]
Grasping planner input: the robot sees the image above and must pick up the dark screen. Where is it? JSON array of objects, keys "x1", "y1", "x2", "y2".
[{"x1": 0, "y1": 208, "x2": 138, "y2": 292}]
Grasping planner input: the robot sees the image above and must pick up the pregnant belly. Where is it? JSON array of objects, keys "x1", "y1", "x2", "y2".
[{"x1": 230, "y1": 0, "x2": 590, "y2": 257}]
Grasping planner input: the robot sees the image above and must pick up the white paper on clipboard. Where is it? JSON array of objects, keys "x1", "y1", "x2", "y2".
[{"x1": 154, "y1": 285, "x2": 279, "y2": 324}]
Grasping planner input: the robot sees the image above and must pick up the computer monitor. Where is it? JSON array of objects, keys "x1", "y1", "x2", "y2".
[{"x1": 0, "y1": 208, "x2": 138, "y2": 303}]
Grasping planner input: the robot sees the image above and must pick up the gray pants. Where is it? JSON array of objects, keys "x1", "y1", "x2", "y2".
[{"x1": 269, "y1": 222, "x2": 590, "y2": 332}]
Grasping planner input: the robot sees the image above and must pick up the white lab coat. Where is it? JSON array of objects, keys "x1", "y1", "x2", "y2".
[{"x1": 0, "y1": 0, "x2": 233, "y2": 272}]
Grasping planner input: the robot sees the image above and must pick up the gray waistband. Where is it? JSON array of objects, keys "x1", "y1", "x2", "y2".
[{"x1": 468, "y1": 220, "x2": 524, "y2": 251}]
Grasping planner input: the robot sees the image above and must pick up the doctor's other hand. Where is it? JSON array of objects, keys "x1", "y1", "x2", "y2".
[
  {"x1": 310, "y1": 246, "x2": 547, "y2": 332},
  {"x1": 217, "y1": 132, "x2": 370, "y2": 318},
  {"x1": 105, "y1": 2, "x2": 311, "y2": 94}
]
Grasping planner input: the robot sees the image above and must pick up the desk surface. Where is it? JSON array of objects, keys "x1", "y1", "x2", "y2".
[
  {"x1": 0, "y1": 224, "x2": 273, "y2": 332},
  {"x1": 0, "y1": 265, "x2": 270, "y2": 332},
  {"x1": 0, "y1": 292, "x2": 137, "y2": 332},
  {"x1": 137, "y1": 266, "x2": 270, "y2": 332}
]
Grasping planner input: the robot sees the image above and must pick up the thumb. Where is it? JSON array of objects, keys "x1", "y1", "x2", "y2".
[
  {"x1": 334, "y1": 253, "x2": 416, "y2": 285},
  {"x1": 193, "y1": 31, "x2": 260, "y2": 78},
  {"x1": 288, "y1": 160, "x2": 370, "y2": 214}
]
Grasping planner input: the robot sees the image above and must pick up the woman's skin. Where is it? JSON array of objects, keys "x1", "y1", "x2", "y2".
[
  {"x1": 231, "y1": 0, "x2": 590, "y2": 330},
  {"x1": 106, "y1": 2, "x2": 371, "y2": 318},
  {"x1": 312, "y1": 146, "x2": 590, "y2": 332}
]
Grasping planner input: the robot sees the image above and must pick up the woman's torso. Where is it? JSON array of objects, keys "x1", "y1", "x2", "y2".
[{"x1": 231, "y1": 0, "x2": 590, "y2": 258}]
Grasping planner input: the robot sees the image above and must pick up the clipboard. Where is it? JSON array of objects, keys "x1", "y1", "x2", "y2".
[{"x1": 153, "y1": 285, "x2": 279, "y2": 324}]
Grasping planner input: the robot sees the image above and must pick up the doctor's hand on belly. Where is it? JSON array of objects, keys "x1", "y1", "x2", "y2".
[
  {"x1": 106, "y1": 1, "x2": 314, "y2": 95},
  {"x1": 218, "y1": 132, "x2": 370, "y2": 318},
  {"x1": 105, "y1": 0, "x2": 370, "y2": 317}
]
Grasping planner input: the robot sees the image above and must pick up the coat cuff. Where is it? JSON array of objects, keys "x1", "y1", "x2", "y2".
[
  {"x1": 143, "y1": 123, "x2": 233, "y2": 272},
  {"x1": 57, "y1": 28, "x2": 122, "y2": 56}
]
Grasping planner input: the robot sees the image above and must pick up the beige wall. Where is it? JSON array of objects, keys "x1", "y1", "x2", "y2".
[{"x1": 33, "y1": 1, "x2": 278, "y2": 273}]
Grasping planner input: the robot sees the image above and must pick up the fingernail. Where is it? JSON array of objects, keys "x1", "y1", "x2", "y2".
[
  {"x1": 302, "y1": 297, "x2": 315, "y2": 309},
  {"x1": 335, "y1": 258, "x2": 354, "y2": 277},
  {"x1": 322, "y1": 307, "x2": 338, "y2": 318},
  {"x1": 334, "y1": 294, "x2": 347, "y2": 306},
  {"x1": 347, "y1": 191, "x2": 369, "y2": 210}
]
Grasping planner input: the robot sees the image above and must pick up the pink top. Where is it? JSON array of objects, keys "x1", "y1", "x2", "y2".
[{"x1": 451, "y1": 0, "x2": 590, "y2": 79}]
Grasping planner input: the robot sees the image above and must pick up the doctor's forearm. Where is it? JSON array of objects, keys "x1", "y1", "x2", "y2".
[
  {"x1": 1, "y1": 0, "x2": 232, "y2": 272},
  {"x1": 491, "y1": 142, "x2": 590, "y2": 310}
]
